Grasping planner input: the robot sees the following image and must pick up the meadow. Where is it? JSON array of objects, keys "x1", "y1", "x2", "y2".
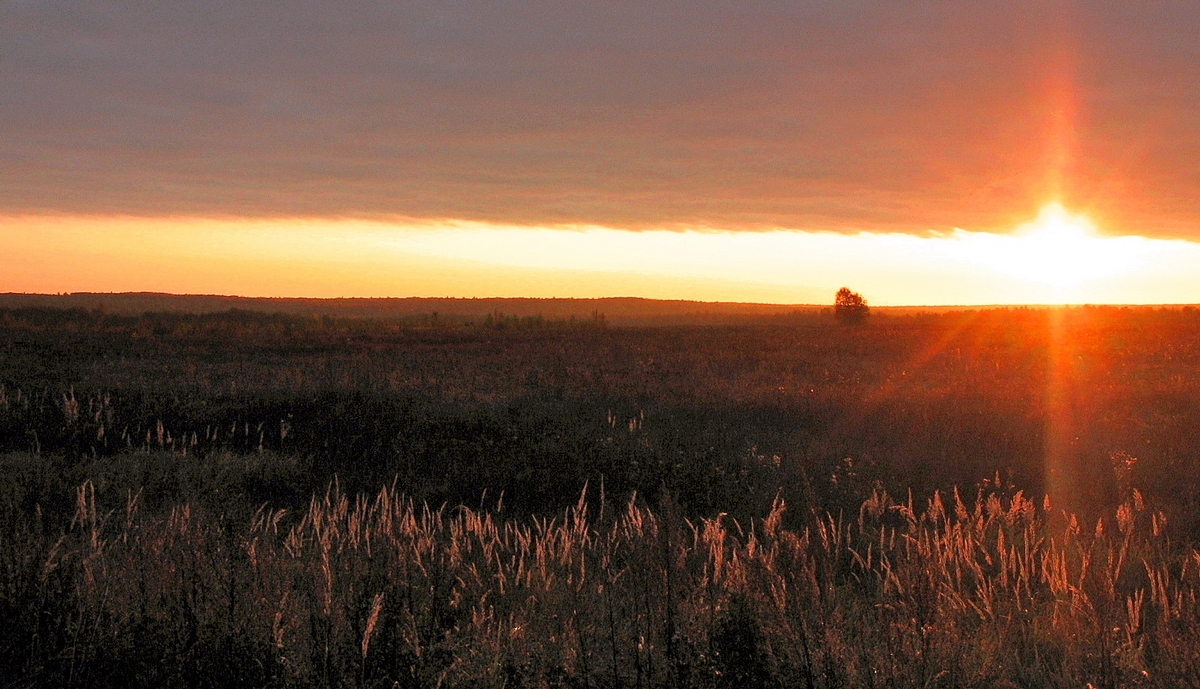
[{"x1": 3, "y1": 304, "x2": 1200, "y2": 687}]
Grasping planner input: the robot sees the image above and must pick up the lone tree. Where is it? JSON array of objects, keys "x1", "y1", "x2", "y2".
[{"x1": 834, "y1": 287, "x2": 869, "y2": 324}]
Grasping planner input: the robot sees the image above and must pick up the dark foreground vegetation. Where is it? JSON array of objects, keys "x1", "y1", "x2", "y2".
[{"x1": 3, "y1": 304, "x2": 1200, "y2": 687}]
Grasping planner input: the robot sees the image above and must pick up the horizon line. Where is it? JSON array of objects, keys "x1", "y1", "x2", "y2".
[{"x1": 4, "y1": 291, "x2": 1198, "y2": 311}]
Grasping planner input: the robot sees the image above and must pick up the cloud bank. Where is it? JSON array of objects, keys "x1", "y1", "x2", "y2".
[{"x1": 4, "y1": 1, "x2": 1200, "y2": 236}]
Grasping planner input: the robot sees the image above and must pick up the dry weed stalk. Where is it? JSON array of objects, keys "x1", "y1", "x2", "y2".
[{"x1": 5, "y1": 482, "x2": 1200, "y2": 687}]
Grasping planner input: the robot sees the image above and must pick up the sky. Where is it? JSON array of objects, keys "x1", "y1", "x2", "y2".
[{"x1": 4, "y1": 1, "x2": 1200, "y2": 305}]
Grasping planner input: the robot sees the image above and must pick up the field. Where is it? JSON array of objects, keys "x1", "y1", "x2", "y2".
[{"x1": 3, "y1": 303, "x2": 1200, "y2": 687}]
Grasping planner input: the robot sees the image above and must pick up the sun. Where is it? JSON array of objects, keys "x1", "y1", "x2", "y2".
[{"x1": 969, "y1": 203, "x2": 1139, "y2": 292}]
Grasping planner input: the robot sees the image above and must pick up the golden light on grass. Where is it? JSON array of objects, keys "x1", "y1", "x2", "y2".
[{"x1": 38, "y1": 475, "x2": 1196, "y2": 687}]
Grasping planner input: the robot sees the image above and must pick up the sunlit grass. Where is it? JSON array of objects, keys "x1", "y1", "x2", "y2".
[{"x1": 6, "y1": 480, "x2": 1198, "y2": 687}]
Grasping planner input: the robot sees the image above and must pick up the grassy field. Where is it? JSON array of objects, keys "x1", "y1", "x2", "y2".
[{"x1": 3, "y1": 304, "x2": 1200, "y2": 686}]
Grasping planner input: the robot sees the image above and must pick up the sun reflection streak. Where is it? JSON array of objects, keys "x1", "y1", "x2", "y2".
[{"x1": 1044, "y1": 307, "x2": 1077, "y2": 518}]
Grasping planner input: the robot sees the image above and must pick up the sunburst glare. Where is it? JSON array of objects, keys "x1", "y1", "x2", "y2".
[{"x1": 939, "y1": 203, "x2": 1159, "y2": 300}]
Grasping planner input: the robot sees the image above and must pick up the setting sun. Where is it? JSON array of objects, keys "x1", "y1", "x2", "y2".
[
  {"x1": 976, "y1": 204, "x2": 1139, "y2": 290},
  {"x1": 925, "y1": 203, "x2": 1180, "y2": 303}
]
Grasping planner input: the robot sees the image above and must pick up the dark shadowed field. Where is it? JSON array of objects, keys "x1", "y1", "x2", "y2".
[{"x1": 3, "y1": 303, "x2": 1200, "y2": 687}]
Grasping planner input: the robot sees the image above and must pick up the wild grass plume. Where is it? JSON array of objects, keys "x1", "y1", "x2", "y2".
[{"x1": 4, "y1": 482, "x2": 1198, "y2": 687}]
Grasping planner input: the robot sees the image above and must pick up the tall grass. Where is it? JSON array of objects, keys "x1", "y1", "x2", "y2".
[{"x1": 4, "y1": 482, "x2": 1198, "y2": 688}]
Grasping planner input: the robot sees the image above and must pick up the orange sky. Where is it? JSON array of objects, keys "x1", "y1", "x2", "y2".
[
  {"x1": 5, "y1": 207, "x2": 1200, "y2": 305},
  {"x1": 4, "y1": 2, "x2": 1200, "y2": 303}
]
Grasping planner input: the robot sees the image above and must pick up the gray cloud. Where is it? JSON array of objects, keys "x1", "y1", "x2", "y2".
[{"x1": 3, "y1": 1, "x2": 1200, "y2": 236}]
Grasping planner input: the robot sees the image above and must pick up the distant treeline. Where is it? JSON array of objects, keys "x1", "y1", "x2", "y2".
[
  {"x1": 0, "y1": 305, "x2": 613, "y2": 341},
  {"x1": 0, "y1": 292, "x2": 826, "y2": 325}
]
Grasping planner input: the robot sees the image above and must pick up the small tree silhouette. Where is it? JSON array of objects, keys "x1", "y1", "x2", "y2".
[{"x1": 834, "y1": 287, "x2": 869, "y2": 324}]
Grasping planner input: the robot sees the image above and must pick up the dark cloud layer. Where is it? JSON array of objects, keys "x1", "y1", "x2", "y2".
[{"x1": 3, "y1": 1, "x2": 1199, "y2": 236}]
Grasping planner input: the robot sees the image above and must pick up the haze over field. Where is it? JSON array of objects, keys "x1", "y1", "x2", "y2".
[{"x1": 5, "y1": 1, "x2": 1200, "y2": 303}]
